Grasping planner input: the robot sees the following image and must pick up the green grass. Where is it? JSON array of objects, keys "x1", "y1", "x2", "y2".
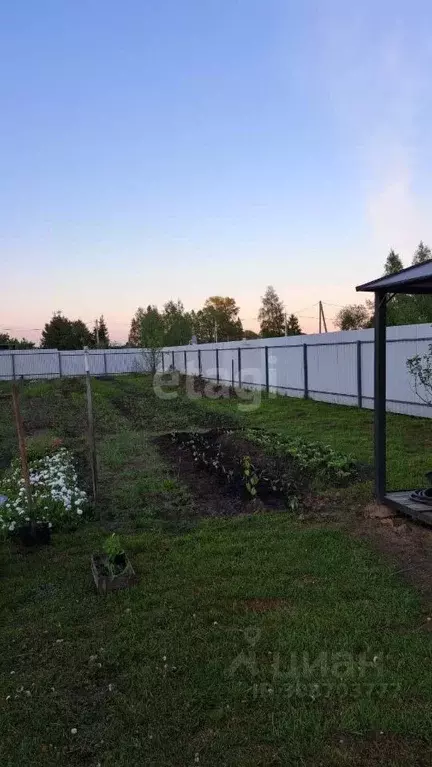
[
  {"x1": 1, "y1": 375, "x2": 432, "y2": 766},
  {"x1": 1, "y1": 517, "x2": 432, "y2": 766}
]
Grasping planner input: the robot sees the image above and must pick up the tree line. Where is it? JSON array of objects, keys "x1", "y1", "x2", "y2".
[
  {"x1": 127, "y1": 288, "x2": 303, "y2": 351},
  {"x1": 6, "y1": 241, "x2": 432, "y2": 351},
  {"x1": 0, "y1": 314, "x2": 110, "y2": 351},
  {"x1": 1, "y1": 287, "x2": 302, "y2": 351},
  {"x1": 334, "y1": 241, "x2": 432, "y2": 331}
]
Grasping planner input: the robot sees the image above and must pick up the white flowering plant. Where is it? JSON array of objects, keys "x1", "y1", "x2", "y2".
[{"x1": 0, "y1": 448, "x2": 88, "y2": 534}]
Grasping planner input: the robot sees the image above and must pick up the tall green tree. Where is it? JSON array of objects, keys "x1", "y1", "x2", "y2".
[
  {"x1": 139, "y1": 305, "x2": 165, "y2": 349},
  {"x1": 41, "y1": 313, "x2": 93, "y2": 350},
  {"x1": 162, "y1": 300, "x2": 193, "y2": 345},
  {"x1": 413, "y1": 240, "x2": 432, "y2": 264},
  {"x1": 93, "y1": 315, "x2": 110, "y2": 347},
  {"x1": 195, "y1": 297, "x2": 243, "y2": 343},
  {"x1": 139, "y1": 305, "x2": 166, "y2": 372},
  {"x1": 285, "y1": 313, "x2": 303, "y2": 335},
  {"x1": 128, "y1": 308, "x2": 145, "y2": 346},
  {"x1": 258, "y1": 286, "x2": 285, "y2": 337},
  {"x1": 384, "y1": 249, "x2": 404, "y2": 275}
]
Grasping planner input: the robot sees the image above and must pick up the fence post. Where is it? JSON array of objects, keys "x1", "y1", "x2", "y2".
[
  {"x1": 216, "y1": 348, "x2": 220, "y2": 383},
  {"x1": 103, "y1": 351, "x2": 108, "y2": 376},
  {"x1": 11, "y1": 352, "x2": 15, "y2": 381},
  {"x1": 231, "y1": 359, "x2": 235, "y2": 388},
  {"x1": 198, "y1": 349, "x2": 202, "y2": 376},
  {"x1": 161, "y1": 352, "x2": 165, "y2": 373},
  {"x1": 357, "y1": 340, "x2": 362, "y2": 408},
  {"x1": 238, "y1": 347, "x2": 241, "y2": 387},
  {"x1": 172, "y1": 350, "x2": 175, "y2": 369},
  {"x1": 303, "y1": 343, "x2": 309, "y2": 399},
  {"x1": 264, "y1": 346, "x2": 269, "y2": 394},
  {"x1": 58, "y1": 351, "x2": 62, "y2": 378},
  {"x1": 184, "y1": 350, "x2": 187, "y2": 375}
]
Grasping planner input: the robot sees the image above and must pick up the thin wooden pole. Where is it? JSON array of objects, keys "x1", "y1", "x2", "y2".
[
  {"x1": 84, "y1": 348, "x2": 97, "y2": 501},
  {"x1": 11, "y1": 382, "x2": 32, "y2": 512}
]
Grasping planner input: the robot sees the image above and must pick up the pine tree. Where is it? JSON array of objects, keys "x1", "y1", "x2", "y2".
[
  {"x1": 128, "y1": 307, "x2": 145, "y2": 346},
  {"x1": 94, "y1": 315, "x2": 110, "y2": 347},
  {"x1": 384, "y1": 249, "x2": 404, "y2": 275},
  {"x1": 258, "y1": 286, "x2": 285, "y2": 337},
  {"x1": 285, "y1": 313, "x2": 303, "y2": 335},
  {"x1": 413, "y1": 241, "x2": 432, "y2": 264}
]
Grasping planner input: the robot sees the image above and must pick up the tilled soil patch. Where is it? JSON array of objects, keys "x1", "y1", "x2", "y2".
[
  {"x1": 155, "y1": 429, "x2": 307, "y2": 517},
  {"x1": 155, "y1": 433, "x2": 250, "y2": 517}
]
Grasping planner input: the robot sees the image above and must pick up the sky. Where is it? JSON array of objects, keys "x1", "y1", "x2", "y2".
[{"x1": 2, "y1": 0, "x2": 432, "y2": 342}]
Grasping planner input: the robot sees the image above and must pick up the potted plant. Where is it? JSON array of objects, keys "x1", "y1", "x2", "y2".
[{"x1": 91, "y1": 534, "x2": 138, "y2": 594}]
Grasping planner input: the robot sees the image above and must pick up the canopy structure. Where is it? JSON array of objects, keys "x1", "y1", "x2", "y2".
[{"x1": 356, "y1": 259, "x2": 432, "y2": 524}]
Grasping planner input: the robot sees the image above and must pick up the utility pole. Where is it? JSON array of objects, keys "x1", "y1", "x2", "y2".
[
  {"x1": 214, "y1": 320, "x2": 218, "y2": 343},
  {"x1": 284, "y1": 313, "x2": 288, "y2": 336},
  {"x1": 318, "y1": 301, "x2": 328, "y2": 333},
  {"x1": 95, "y1": 318, "x2": 100, "y2": 347}
]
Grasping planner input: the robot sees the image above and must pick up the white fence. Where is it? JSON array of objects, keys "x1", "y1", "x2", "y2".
[{"x1": 1, "y1": 323, "x2": 432, "y2": 418}]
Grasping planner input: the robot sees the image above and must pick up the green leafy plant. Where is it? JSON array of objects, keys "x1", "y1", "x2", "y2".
[
  {"x1": 407, "y1": 345, "x2": 432, "y2": 405},
  {"x1": 103, "y1": 533, "x2": 125, "y2": 562},
  {"x1": 245, "y1": 430, "x2": 358, "y2": 486},
  {"x1": 242, "y1": 455, "x2": 259, "y2": 497},
  {"x1": 171, "y1": 429, "x2": 305, "y2": 509}
]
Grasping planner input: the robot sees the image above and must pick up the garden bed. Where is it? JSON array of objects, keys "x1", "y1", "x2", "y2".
[{"x1": 155, "y1": 428, "x2": 309, "y2": 516}]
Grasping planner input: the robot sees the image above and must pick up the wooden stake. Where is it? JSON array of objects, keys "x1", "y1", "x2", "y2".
[
  {"x1": 84, "y1": 348, "x2": 98, "y2": 501},
  {"x1": 11, "y1": 381, "x2": 32, "y2": 512}
]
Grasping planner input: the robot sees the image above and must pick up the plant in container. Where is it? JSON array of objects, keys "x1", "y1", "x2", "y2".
[{"x1": 91, "y1": 534, "x2": 138, "y2": 594}]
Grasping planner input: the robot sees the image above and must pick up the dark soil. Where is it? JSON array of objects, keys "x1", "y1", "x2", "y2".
[
  {"x1": 155, "y1": 428, "x2": 306, "y2": 517},
  {"x1": 156, "y1": 433, "x2": 248, "y2": 517}
]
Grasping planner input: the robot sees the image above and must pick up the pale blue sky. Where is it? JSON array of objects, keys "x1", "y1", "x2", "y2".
[{"x1": 2, "y1": 0, "x2": 432, "y2": 340}]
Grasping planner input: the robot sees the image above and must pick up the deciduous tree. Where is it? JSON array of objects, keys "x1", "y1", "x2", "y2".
[
  {"x1": 334, "y1": 304, "x2": 371, "y2": 331},
  {"x1": 195, "y1": 297, "x2": 243, "y2": 343},
  {"x1": 0, "y1": 333, "x2": 35, "y2": 349},
  {"x1": 162, "y1": 300, "x2": 193, "y2": 346}
]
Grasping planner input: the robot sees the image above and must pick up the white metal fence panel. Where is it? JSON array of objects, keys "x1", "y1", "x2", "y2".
[
  {"x1": 308, "y1": 342, "x2": 358, "y2": 407},
  {"x1": 238, "y1": 347, "x2": 264, "y2": 389},
  {"x1": 269, "y1": 345, "x2": 304, "y2": 396},
  {"x1": 2, "y1": 322, "x2": 432, "y2": 418},
  {"x1": 218, "y1": 348, "x2": 238, "y2": 386},
  {"x1": 186, "y1": 349, "x2": 200, "y2": 376},
  {"x1": 200, "y1": 349, "x2": 217, "y2": 380}
]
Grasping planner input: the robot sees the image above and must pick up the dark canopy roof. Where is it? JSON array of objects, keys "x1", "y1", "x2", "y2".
[{"x1": 356, "y1": 259, "x2": 432, "y2": 294}]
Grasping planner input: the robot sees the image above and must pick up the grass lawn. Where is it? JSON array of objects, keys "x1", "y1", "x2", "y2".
[{"x1": 1, "y1": 375, "x2": 432, "y2": 766}]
